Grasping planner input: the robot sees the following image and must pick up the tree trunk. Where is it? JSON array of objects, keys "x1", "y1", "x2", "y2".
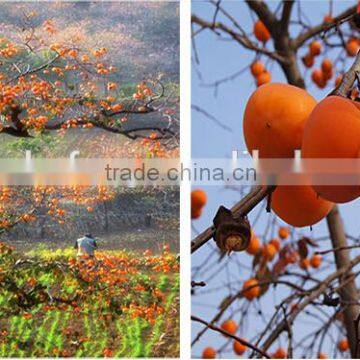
[
  {"x1": 326, "y1": 206, "x2": 360, "y2": 358},
  {"x1": 274, "y1": 34, "x2": 359, "y2": 358}
]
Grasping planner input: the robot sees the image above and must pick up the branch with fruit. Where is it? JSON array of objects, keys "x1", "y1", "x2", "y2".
[
  {"x1": 192, "y1": 1, "x2": 360, "y2": 358},
  {"x1": 0, "y1": 15, "x2": 179, "y2": 143}
]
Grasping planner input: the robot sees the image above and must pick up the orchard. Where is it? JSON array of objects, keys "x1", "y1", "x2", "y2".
[
  {"x1": 0, "y1": 3, "x2": 180, "y2": 358},
  {"x1": 192, "y1": 1, "x2": 360, "y2": 358}
]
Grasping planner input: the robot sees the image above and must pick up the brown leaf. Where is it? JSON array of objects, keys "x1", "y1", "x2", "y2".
[{"x1": 298, "y1": 238, "x2": 308, "y2": 259}]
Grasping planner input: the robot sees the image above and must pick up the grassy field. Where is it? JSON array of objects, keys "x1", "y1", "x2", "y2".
[{"x1": 0, "y1": 243, "x2": 179, "y2": 357}]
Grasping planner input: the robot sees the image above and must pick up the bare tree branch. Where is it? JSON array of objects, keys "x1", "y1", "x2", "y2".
[
  {"x1": 191, "y1": 14, "x2": 288, "y2": 63},
  {"x1": 280, "y1": 0, "x2": 295, "y2": 32},
  {"x1": 191, "y1": 315, "x2": 271, "y2": 358},
  {"x1": 294, "y1": 5, "x2": 356, "y2": 48}
]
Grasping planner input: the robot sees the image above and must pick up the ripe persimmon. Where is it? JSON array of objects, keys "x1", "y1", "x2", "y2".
[
  {"x1": 269, "y1": 238, "x2": 280, "y2": 251},
  {"x1": 243, "y1": 83, "x2": 317, "y2": 158},
  {"x1": 253, "y1": 20, "x2": 270, "y2": 43},
  {"x1": 338, "y1": 338, "x2": 349, "y2": 352},
  {"x1": 302, "y1": 53, "x2": 314, "y2": 68},
  {"x1": 262, "y1": 243, "x2": 277, "y2": 261},
  {"x1": 318, "y1": 352, "x2": 328, "y2": 359},
  {"x1": 323, "y1": 14, "x2": 333, "y2": 23},
  {"x1": 310, "y1": 254, "x2": 322, "y2": 268},
  {"x1": 202, "y1": 347, "x2": 216, "y2": 359},
  {"x1": 346, "y1": 38, "x2": 359, "y2": 57},
  {"x1": 311, "y1": 69, "x2": 326, "y2": 88},
  {"x1": 278, "y1": 227, "x2": 290, "y2": 240},
  {"x1": 284, "y1": 251, "x2": 299, "y2": 265},
  {"x1": 192, "y1": 208, "x2": 202, "y2": 219},
  {"x1": 220, "y1": 319, "x2": 237, "y2": 335},
  {"x1": 250, "y1": 61, "x2": 265, "y2": 77},
  {"x1": 256, "y1": 71, "x2": 271, "y2": 87},
  {"x1": 323, "y1": 69, "x2": 333, "y2": 81},
  {"x1": 233, "y1": 340, "x2": 247, "y2": 355},
  {"x1": 309, "y1": 41, "x2": 322, "y2": 56},
  {"x1": 273, "y1": 347, "x2": 287, "y2": 359},
  {"x1": 191, "y1": 189, "x2": 207, "y2": 219},
  {"x1": 246, "y1": 232, "x2": 261, "y2": 255},
  {"x1": 299, "y1": 257, "x2": 310, "y2": 270},
  {"x1": 302, "y1": 96, "x2": 360, "y2": 203},
  {"x1": 242, "y1": 278, "x2": 260, "y2": 300},
  {"x1": 321, "y1": 59, "x2": 332, "y2": 74},
  {"x1": 271, "y1": 186, "x2": 333, "y2": 227}
]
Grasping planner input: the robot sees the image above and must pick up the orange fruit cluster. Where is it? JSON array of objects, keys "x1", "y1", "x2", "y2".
[
  {"x1": 301, "y1": 41, "x2": 321, "y2": 70},
  {"x1": 250, "y1": 60, "x2": 271, "y2": 87},
  {"x1": 302, "y1": 37, "x2": 359, "y2": 90},
  {"x1": 191, "y1": 189, "x2": 207, "y2": 219},
  {"x1": 311, "y1": 59, "x2": 333, "y2": 89},
  {"x1": 242, "y1": 83, "x2": 360, "y2": 226}
]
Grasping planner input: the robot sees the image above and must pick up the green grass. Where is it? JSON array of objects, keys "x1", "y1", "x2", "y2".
[{"x1": 0, "y1": 244, "x2": 179, "y2": 357}]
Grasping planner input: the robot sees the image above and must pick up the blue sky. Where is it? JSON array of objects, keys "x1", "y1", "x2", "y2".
[{"x1": 191, "y1": 1, "x2": 360, "y2": 358}]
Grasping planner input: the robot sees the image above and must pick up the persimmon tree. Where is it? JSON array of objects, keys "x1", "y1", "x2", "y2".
[
  {"x1": 0, "y1": 11, "x2": 178, "y2": 142},
  {"x1": 0, "y1": 185, "x2": 115, "y2": 234},
  {"x1": 192, "y1": 1, "x2": 360, "y2": 358}
]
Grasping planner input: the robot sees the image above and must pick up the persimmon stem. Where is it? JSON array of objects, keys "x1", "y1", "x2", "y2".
[{"x1": 191, "y1": 185, "x2": 275, "y2": 253}]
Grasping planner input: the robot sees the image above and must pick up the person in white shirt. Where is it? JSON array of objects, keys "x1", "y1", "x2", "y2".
[{"x1": 74, "y1": 233, "x2": 98, "y2": 257}]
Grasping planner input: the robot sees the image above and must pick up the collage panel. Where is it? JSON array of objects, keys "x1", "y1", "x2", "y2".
[
  {"x1": 0, "y1": 1, "x2": 179, "y2": 358},
  {"x1": 191, "y1": 1, "x2": 360, "y2": 359},
  {"x1": 1, "y1": 0, "x2": 360, "y2": 359}
]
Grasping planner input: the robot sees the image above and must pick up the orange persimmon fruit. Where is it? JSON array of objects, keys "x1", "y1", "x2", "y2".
[
  {"x1": 310, "y1": 254, "x2": 322, "y2": 268},
  {"x1": 250, "y1": 60, "x2": 265, "y2": 77},
  {"x1": 243, "y1": 83, "x2": 317, "y2": 158},
  {"x1": 256, "y1": 71, "x2": 271, "y2": 87},
  {"x1": 338, "y1": 339, "x2": 349, "y2": 352},
  {"x1": 246, "y1": 232, "x2": 261, "y2": 255},
  {"x1": 220, "y1": 319, "x2": 237, "y2": 335},
  {"x1": 191, "y1": 189, "x2": 207, "y2": 219},
  {"x1": 253, "y1": 20, "x2": 270, "y2": 43},
  {"x1": 302, "y1": 96, "x2": 360, "y2": 203},
  {"x1": 233, "y1": 340, "x2": 247, "y2": 355},
  {"x1": 271, "y1": 186, "x2": 333, "y2": 227},
  {"x1": 242, "y1": 278, "x2": 260, "y2": 300},
  {"x1": 202, "y1": 347, "x2": 216, "y2": 359},
  {"x1": 309, "y1": 41, "x2": 322, "y2": 56}
]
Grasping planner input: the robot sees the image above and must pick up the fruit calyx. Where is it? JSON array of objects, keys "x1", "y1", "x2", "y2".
[{"x1": 213, "y1": 206, "x2": 251, "y2": 253}]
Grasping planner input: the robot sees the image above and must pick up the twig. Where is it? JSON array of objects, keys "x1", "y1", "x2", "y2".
[
  {"x1": 192, "y1": 104, "x2": 232, "y2": 132},
  {"x1": 258, "y1": 254, "x2": 360, "y2": 355},
  {"x1": 294, "y1": 5, "x2": 356, "y2": 48},
  {"x1": 316, "y1": 244, "x2": 360, "y2": 255},
  {"x1": 191, "y1": 315, "x2": 271, "y2": 358}
]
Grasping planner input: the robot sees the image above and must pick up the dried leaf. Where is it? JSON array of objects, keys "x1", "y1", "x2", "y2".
[{"x1": 298, "y1": 239, "x2": 308, "y2": 259}]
